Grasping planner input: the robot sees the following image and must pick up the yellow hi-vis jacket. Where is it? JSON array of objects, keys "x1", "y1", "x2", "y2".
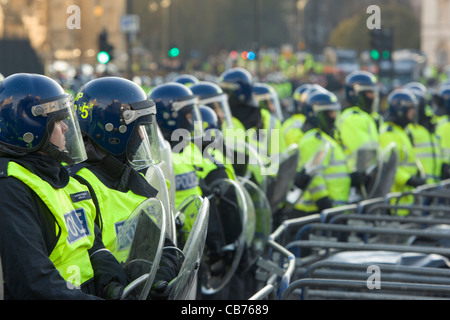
[
  {"x1": 7, "y1": 161, "x2": 96, "y2": 287},
  {"x1": 295, "y1": 129, "x2": 351, "y2": 213}
]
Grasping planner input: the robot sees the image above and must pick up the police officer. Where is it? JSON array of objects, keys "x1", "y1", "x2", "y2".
[
  {"x1": 219, "y1": 67, "x2": 286, "y2": 190},
  {"x1": 71, "y1": 77, "x2": 181, "y2": 299},
  {"x1": 380, "y1": 89, "x2": 426, "y2": 215},
  {"x1": 190, "y1": 81, "x2": 236, "y2": 179},
  {"x1": 288, "y1": 90, "x2": 351, "y2": 217},
  {"x1": 281, "y1": 84, "x2": 326, "y2": 148},
  {"x1": 335, "y1": 70, "x2": 381, "y2": 191},
  {"x1": 404, "y1": 82, "x2": 443, "y2": 184},
  {"x1": 435, "y1": 85, "x2": 450, "y2": 180},
  {"x1": 219, "y1": 67, "x2": 286, "y2": 155},
  {"x1": 0, "y1": 73, "x2": 128, "y2": 299}
]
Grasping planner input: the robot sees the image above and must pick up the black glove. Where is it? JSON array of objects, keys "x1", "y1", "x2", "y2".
[
  {"x1": 103, "y1": 282, "x2": 125, "y2": 300},
  {"x1": 149, "y1": 280, "x2": 171, "y2": 300},
  {"x1": 441, "y1": 163, "x2": 450, "y2": 181},
  {"x1": 350, "y1": 171, "x2": 368, "y2": 187},
  {"x1": 295, "y1": 169, "x2": 312, "y2": 190},
  {"x1": 406, "y1": 176, "x2": 426, "y2": 188},
  {"x1": 316, "y1": 196, "x2": 333, "y2": 212}
]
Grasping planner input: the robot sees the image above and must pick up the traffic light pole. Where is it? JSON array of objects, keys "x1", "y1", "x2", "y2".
[{"x1": 126, "y1": 0, "x2": 133, "y2": 79}]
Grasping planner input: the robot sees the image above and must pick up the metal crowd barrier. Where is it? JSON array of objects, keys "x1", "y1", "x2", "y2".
[{"x1": 250, "y1": 180, "x2": 450, "y2": 300}]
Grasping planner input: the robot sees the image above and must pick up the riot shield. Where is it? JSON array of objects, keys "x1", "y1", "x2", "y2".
[
  {"x1": 365, "y1": 142, "x2": 398, "y2": 199},
  {"x1": 174, "y1": 195, "x2": 204, "y2": 249},
  {"x1": 109, "y1": 198, "x2": 167, "y2": 300},
  {"x1": 225, "y1": 136, "x2": 269, "y2": 193},
  {"x1": 237, "y1": 177, "x2": 272, "y2": 266},
  {"x1": 200, "y1": 178, "x2": 250, "y2": 296},
  {"x1": 265, "y1": 144, "x2": 299, "y2": 211},
  {"x1": 168, "y1": 197, "x2": 210, "y2": 300},
  {"x1": 157, "y1": 129, "x2": 176, "y2": 213},
  {"x1": 144, "y1": 164, "x2": 176, "y2": 245},
  {"x1": 353, "y1": 145, "x2": 379, "y2": 199}
]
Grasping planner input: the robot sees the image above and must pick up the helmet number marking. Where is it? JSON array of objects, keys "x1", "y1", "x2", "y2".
[{"x1": 76, "y1": 102, "x2": 93, "y2": 122}]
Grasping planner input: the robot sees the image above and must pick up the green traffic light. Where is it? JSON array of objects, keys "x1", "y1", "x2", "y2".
[
  {"x1": 370, "y1": 49, "x2": 380, "y2": 60},
  {"x1": 382, "y1": 50, "x2": 390, "y2": 59},
  {"x1": 97, "y1": 51, "x2": 110, "y2": 64},
  {"x1": 168, "y1": 47, "x2": 180, "y2": 58}
]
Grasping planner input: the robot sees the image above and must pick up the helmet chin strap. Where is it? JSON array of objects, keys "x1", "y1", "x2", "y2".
[{"x1": 41, "y1": 141, "x2": 74, "y2": 165}]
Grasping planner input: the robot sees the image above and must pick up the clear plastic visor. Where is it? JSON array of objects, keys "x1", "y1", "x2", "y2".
[
  {"x1": 38, "y1": 95, "x2": 87, "y2": 164},
  {"x1": 199, "y1": 94, "x2": 234, "y2": 129},
  {"x1": 312, "y1": 102, "x2": 341, "y2": 114},
  {"x1": 354, "y1": 84, "x2": 380, "y2": 113},
  {"x1": 255, "y1": 92, "x2": 284, "y2": 121},
  {"x1": 126, "y1": 116, "x2": 162, "y2": 171}
]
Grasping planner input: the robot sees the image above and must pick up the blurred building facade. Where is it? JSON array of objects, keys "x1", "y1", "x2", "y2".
[
  {"x1": 421, "y1": 0, "x2": 450, "y2": 68},
  {"x1": 0, "y1": 0, "x2": 126, "y2": 71}
]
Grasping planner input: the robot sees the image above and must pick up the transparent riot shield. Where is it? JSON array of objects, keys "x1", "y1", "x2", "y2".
[
  {"x1": 109, "y1": 198, "x2": 166, "y2": 300},
  {"x1": 168, "y1": 197, "x2": 210, "y2": 300},
  {"x1": 200, "y1": 178, "x2": 250, "y2": 296},
  {"x1": 144, "y1": 164, "x2": 176, "y2": 245},
  {"x1": 224, "y1": 136, "x2": 269, "y2": 193},
  {"x1": 265, "y1": 144, "x2": 299, "y2": 211},
  {"x1": 365, "y1": 142, "x2": 398, "y2": 199},
  {"x1": 175, "y1": 195, "x2": 204, "y2": 249},
  {"x1": 237, "y1": 176, "x2": 272, "y2": 266},
  {"x1": 157, "y1": 128, "x2": 176, "y2": 213},
  {"x1": 353, "y1": 145, "x2": 379, "y2": 199}
]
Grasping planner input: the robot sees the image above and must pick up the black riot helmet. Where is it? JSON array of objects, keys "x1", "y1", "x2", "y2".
[
  {"x1": 75, "y1": 77, "x2": 161, "y2": 170},
  {"x1": 0, "y1": 73, "x2": 87, "y2": 164}
]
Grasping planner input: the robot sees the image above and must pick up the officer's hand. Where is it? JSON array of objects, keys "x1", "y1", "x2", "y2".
[
  {"x1": 295, "y1": 169, "x2": 312, "y2": 190},
  {"x1": 149, "y1": 280, "x2": 171, "y2": 300},
  {"x1": 350, "y1": 171, "x2": 368, "y2": 187},
  {"x1": 441, "y1": 163, "x2": 450, "y2": 181},
  {"x1": 406, "y1": 176, "x2": 426, "y2": 188},
  {"x1": 103, "y1": 282, "x2": 125, "y2": 300}
]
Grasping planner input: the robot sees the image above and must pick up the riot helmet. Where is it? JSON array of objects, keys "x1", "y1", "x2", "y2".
[
  {"x1": 219, "y1": 67, "x2": 257, "y2": 108},
  {"x1": 345, "y1": 70, "x2": 379, "y2": 114},
  {"x1": 404, "y1": 83, "x2": 434, "y2": 130},
  {"x1": 253, "y1": 82, "x2": 284, "y2": 121},
  {"x1": 149, "y1": 82, "x2": 203, "y2": 143},
  {"x1": 0, "y1": 73, "x2": 87, "y2": 164},
  {"x1": 435, "y1": 85, "x2": 450, "y2": 117},
  {"x1": 292, "y1": 84, "x2": 312, "y2": 113},
  {"x1": 190, "y1": 81, "x2": 234, "y2": 129},
  {"x1": 386, "y1": 89, "x2": 418, "y2": 128},
  {"x1": 303, "y1": 90, "x2": 341, "y2": 136},
  {"x1": 75, "y1": 77, "x2": 161, "y2": 171},
  {"x1": 172, "y1": 74, "x2": 199, "y2": 87}
]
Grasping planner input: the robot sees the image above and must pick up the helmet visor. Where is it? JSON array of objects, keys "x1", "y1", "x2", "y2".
[
  {"x1": 126, "y1": 116, "x2": 162, "y2": 171},
  {"x1": 199, "y1": 94, "x2": 234, "y2": 129},
  {"x1": 255, "y1": 92, "x2": 284, "y2": 121},
  {"x1": 41, "y1": 95, "x2": 87, "y2": 164},
  {"x1": 354, "y1": 84, "x2": 380, "y2": 113}
]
